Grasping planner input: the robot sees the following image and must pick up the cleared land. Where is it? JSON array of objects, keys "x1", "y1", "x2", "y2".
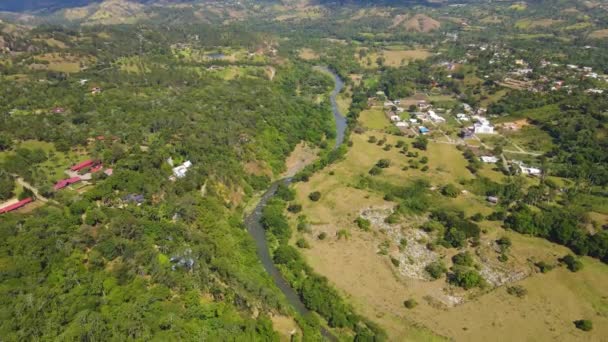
[
  {"x1": 289, "y1": 131, "x2": 608, "y2": 341},
  {"x1": 358, "y1": 48, "x2": 431, "y2": 68}
]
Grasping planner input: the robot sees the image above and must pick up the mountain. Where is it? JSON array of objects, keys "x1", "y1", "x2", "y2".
[{"x1": 0, "y1": 1, "x2": 101, "y2": 12}]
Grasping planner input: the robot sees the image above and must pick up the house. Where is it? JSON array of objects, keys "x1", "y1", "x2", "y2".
[
  {"x1": 396, "y1": 121, "x2": 409, "y2": 128},
  {"x1": 461, "y1": 128, "x2": 475, "y2": 138},
  {"x1": 390, "y1": 115, "x2": 401, "y2": 122},
  {"x1": 384, "y1": 101, "x2": 395, "y2": 107},
  {"x1": 586, "y1": 89, "x2": 604, "y2": 94},
  {"x1": 90, "y1": 164, "x2": 104, "y2": 173},
  {"x1": 473, "y1": 116, "x2": 494, "y2": 134},
  {"x1": 520, "y1": 165, "x2": 541, "y2": 176},
  {"x1": 70, "y1": 160, "x2": 96, "y2": 172},
  {"x1": 456, "y1": 113, "x2": 469, "y2": 121},
  {"x1": 428, "y1": 110, "x2": 446, "y2": 123},
  {"x1": 79, "y1": 79, "x2": 89, "y2": 86},
  {"x1": 395, "y1": 107, "x2": 405, "y2": 113},
  {"x1": 409, "y1": 118, "x2": 418, "y2": 124},
  {"x1": 418, "y1": 100, "x2": 431, "y2": 110},
  {"x1": 104, "y1": 168, "x2": 113, "y2": 176},
  {"x1": 0, "y1": 198, "x2": 33, "y2": 214},
  {"x1": 91, "y1": 87, "x2": 102, "y2": 95},
  {"x1": 172, "y1": 161, "x2": 192, "y2": 179},
  {"x1": 54, "y1": 177, "x2": 81, "y2": 190},
  {"x1": 419, "y1": 126, "x2": 430, "y2": 134},
  {"x1": 481, "y1": 156, "x2": 499, "y2": 163}
]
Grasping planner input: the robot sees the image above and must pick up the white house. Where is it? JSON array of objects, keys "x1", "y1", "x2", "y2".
[
  {"x1": 474, "y1": 122, "x2": 494, "y2": 134},
  {"x1": 428, "y1": 110, "x2": 446, "y2": 123},
  {"x1": 384, "y1": 101, "x2": 394, "y2": 107},
  {"x1": 481, "y1": 156, "x2": 499, "y2": 163},
  {"x1": 396, "y1": 121, "x2": 408, "y2": 128},
  {"x1": 520, "y1": 165, "x2": 541, "y2": 176},
  {"x1": 172, "y1": 161, "x2": 192, "y2": 179},
  {"x1": 456, "y1": 113, "x2": 470, "y2": 121},
  {"x1": 390, "y1": 115, "x2": 401, "y2": 122},
  {"x1": 396, "y1": 107, "x2": 405, "y2": 113}
]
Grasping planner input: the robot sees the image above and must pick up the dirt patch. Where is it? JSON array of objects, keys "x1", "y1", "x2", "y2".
[
  {"x1": 298, "y1": 48, "x2": 319, "y2": 60},
  {"x1": 498, "y1": 119, "x2": 530, "y2": 131},
  {"x1": 282, "y1": 142, "x2": 319, "y2": 178},
  {"x1": 590, "y1": 29, "x2": 608, "y2": 39},
  {"x1": 244, "y1": 160, "x2": 272, "y2": 177},
  {"x1": 270, "y1": 314, "x2": 300, "y2": 341}
]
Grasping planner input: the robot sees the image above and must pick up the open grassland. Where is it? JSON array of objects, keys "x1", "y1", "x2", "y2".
[
  {"x1": 298, "y1": 48, "x2": 319, "y2": 60},
  {"x1": 29, "y1": 53, "x2": 93, "y2": 73},
  {"x1": 515, "y1": 18, "x2": 563, "y2": 30},
  {"x1": 359, "y1": 108, "x2": 391, "y2": 131},
  {"x1": 290, "y1": 130, "x2": 608, "y2": 341},
  {"x1": 357, "y1": 48, "x2": 431, "y2": 68},
  {"x1": 589, "y1": 29, "x2": 608, "y2": 39}
]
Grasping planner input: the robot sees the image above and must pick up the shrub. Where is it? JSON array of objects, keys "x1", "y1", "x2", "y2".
[
  {"x1": 355, "y1": 217, "x2": 371, "y2": 231},
  {"x1": 385, "y1": 213, "x2": 399, "y2": 224},
  {"x1": 368, "y1": 136, "x2": 377, "y2": 143},
  {"x1": 287, "y1": 204, "x2": 302, "y2": 213},
  {"x1": 574, "y1": 319, "x2": 593, "y2": 331},
  {"x1": 318, "y1": 232, "x2": 327, "y2": 240},
  {"x1": 498, "y1": 253, "x2": 508, "y2": 262},
  {"x1": 308, "y1": 191, "x2": 321, "y2": 202},
  {"x1": 336, "y1": 229, "x2": 351, "y2": 240},
  {"x1": 560, "y1": 254, "x2": 583, "y2": 272},
  {"x1": 425, "y1": 261, "x2": 447, "y2": 280},
  {"x1": 383, "y1": 144, "x2": 392, "y2": 151},
  {"x1": 296, "y1": 238, "x2": 310, "y2": 249},
  {"x1": 506, "y1": 285, "x2": 527, "y2": 298},
  {"x1": 470, "y1": 213, "x2": 484, "y2": 222},
  {"x1": 399, "y1": 238, "x2": 408, "y2": 252},
  {"x1": 390, "y1": 257, "x2": 400, "y2": 267},
  {"x1": 535, "y1": 261, "x2": 554, "y2": 273},
  {"x1": 403, "y1": 299, "x2": 417, "y2": 309},
  {"x1": 369, "y1": 166, "x2": 382, "y2": 175},
  {"x1": 396, "y1": 140, "x2": 405, "y2": 148},
  {"x1": 441, "y1": 184, "x2": 459, "y2": 198},
  {"x1": 420, "y1": 156, "x2": 428, "y2": 164},
  {"x1": 412, "y1": 135, "x2": 428, "y2": 150},
  {"x1": 449, "y1": 267, "x2": 484, "y2": 290},
  {"x1": 452, "y1": 252, "x2": 474, "y2": 267},
  {"x1": 421, "y1": 165, "x2": 429, "y2": 172},
  {"x1": 376, "y1": 159, "x2": 391, "y2": 168}
]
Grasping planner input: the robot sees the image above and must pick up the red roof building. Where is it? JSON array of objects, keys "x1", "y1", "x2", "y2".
[
  {"x1": 0, "y1": 198, "x2": 33, "y2": 214},
  {"x1": 70, "y1": 160, "x2": 95, "y2": 172},
  {"x1": 90, "y1": 164, "x2": 103, "y2": 173},
  {"x1": 54, "y1": 177, "x2": 81, "y2": 190}
]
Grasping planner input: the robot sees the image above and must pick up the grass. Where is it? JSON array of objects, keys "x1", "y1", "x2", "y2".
[
  {"x1": 298, "y1": 48, "x2": 319, "y2": 60},
  {"x1": 290, "y1": 129, "x2": 608, "y2": 341},
  {"x1": 515, "y1": 19, "x2": 563, "y2": 30},
  {"x1": 590, "y1": 29, "x2": 608, "y2": 39},
  {"x1": 358, "y1": 49, "x2": 431, "y2": 68},
  {"x1": 30, "y1": 53, "x2": 92, "y2": 73},
  {"x1": 359, "y1": 108, "x2": 390, "y2": 131}
]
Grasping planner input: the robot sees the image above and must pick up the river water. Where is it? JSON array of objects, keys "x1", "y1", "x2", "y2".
[{"x1": 244, "y1": 68, "x2": 346, "y2": 339}]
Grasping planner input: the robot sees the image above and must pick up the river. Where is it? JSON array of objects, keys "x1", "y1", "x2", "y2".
[{"x1": 244, "y1": 68, "x2": 346, "y2": 339}]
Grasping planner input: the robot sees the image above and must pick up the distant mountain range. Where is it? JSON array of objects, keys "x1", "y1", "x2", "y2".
[{"x1": 0, "y1": 0, "x2": 101, "y2": 12}]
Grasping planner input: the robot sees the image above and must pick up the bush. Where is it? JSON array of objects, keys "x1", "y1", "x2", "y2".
[
  {"x1": 308, "y1": 191, "x2": 321, "y2": 202},
  {"x1": 390, "y1": 257, "x2": 400, "y2": 267},
  {"x1": 506, "y1": 285, "x2": 527, "y2": 298},
  {"x1": 425, "y1": 261, "x2": 447, "y2": 280},
  {"x1": 449, "y1": 267, "x2": 484, "y2": 290},
  {"x1": 560, "y1": 254, "x2": 583, "y2": 272},
  {"x1": 296, "y1": 238, "x2": 310, "y2": 249},
  {"x1": 470, "y1": 213, "x2": 484, "y2": 222},
  {"x1": 287, "y1": 204, "x2": 302, "y2": 213},
  {"x1": 421, "y1": 165, "x2": 429, "y2": 172},
  {"x1": 396, "y1": 140, "x2": 405, "y2": 148},
  {"x1": 535, "y1": 261, "x2": 554, "y2": 273},
  {"x1": 420, "y1": 156, "x2": 428, "y2": 164},
  {"x1": 368, "y1": 136, "x2": 377, "y2": 143},
  {"x1": 403, "y1": 299, "x2": 417, "y2": 309},
  {"x1": 376, "y1": 159, "x2": 391, "y2": 168},
  {"x1": 369, "y1": 166, "x2": 382, "y2": 175},
  {"x1": 355, "y1": 217, "x2": 371, "y2": 231},
  {"x1": 412, "y1": 135, "x2": 428, "y2": 150},
  {"x1": 318, "y1": 232, "x2": 327, "y2": 240},
  {"x1": 498, "y1": 253, "x2": 508, "y2": 262},
  {"x1": 452, "y1": 252, "x2": 474, "y2": 267},
  {"x1": 574, "y1": 319, "x2": 593, "y2": 331},
  {"x1": 441, "y1": 184, "x2": 459, "y2": 198},
  {"x1": 383, "y1": 144, "x2": 392, "y2": 151}
]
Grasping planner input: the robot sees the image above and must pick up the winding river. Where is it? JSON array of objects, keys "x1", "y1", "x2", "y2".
[{"x1": 244, "y1": 68, "x2": 345, "y2": 339}]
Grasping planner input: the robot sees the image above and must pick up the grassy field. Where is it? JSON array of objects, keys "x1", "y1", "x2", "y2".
[
  {"x1": 590, "y1": 29, "x2": 608, "y2": 39},
  {"x1": 288, "y1": 130, "x2": 608, "y2": 341},
  {"x1": 515, "y1": 18, "x2": 563, "y2": 29},
  {"x1": 298, "y1": 48, "x2": 319, "y2": 60},
  {"x1": 357, "y1": 48, "x2": 431, "y2": 68},
  {"x1": 359, "y1": 108, "x2": 391, "y2": 131},
  {"x1": 30, "y1": 53, "x2": 93, "y2": 73}
]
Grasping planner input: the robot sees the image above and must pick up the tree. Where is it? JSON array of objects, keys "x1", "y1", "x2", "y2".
[
  {"x1": 308, "y1": 191, "x2": 321, "y2": 201},
  {"x1": 452, "y1": 251, "x2": 474, "y2": 267},
  {"x1": 0, "y1": 171, "x2": 15, "y2": 200},
  {"x1": 574, "y1": 319, "x2": 593, "y2": 331},
  {"x1": 425, "y1": 261, "x2": 447, "y2": 280},
  {"x1": 441, "y1": 184, "x2": 459, "y2": 197},
  {"x1": 376, "y1": 159, "x2": 391, "y2": 168},
  {"x1": 0, "y1": 133, "x2": 12, "y2": 151},
  {"x1": 403, "y1": 299, "x2": 417, "y2": 309},
  {"x1": 412, "y1": 135, "x2": 428, "y2": 150},
  {"x1": 449, "y1": 267, "x2": 484, "y2": 290},
  {"x1": 560, "y1": 254, "x2": 583, "y2": 272}
]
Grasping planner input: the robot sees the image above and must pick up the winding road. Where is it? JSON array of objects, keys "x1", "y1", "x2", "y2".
[{"x1": 244, "y1": 68, "x2": 345, "y2": 340}]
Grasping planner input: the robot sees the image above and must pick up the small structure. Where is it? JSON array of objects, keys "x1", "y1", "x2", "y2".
[
  {"x1": 419, "y1": 126, "x2": 430, "y2": 134},
  {"x1": 396, "y1": 121, "x2": 408, "y2": 128},
  {"x1": 54, "y1": 177, "x2": 81, "y2": 190},
  {"x1": 461, "y1": 127, "x2": 475, "y2": 139},
  {"x1": 104, "y1": 168, "x2": 113, "y2": 176},
  {"x1": 0, "y1": 198, "x2": 33, "y2": 214},
  {"x1": 123, "y1": 194, "x2": 145, "y2": 206},
  {"x1": 90, "y1": 164, "x2": 104, "y2": 173},
  {"x1": 456, "y1": 113, "x2": 469, "y2": 121},
  {"x1": 390, "y1": 115, "x2": 401, "y2": 122},
  {"x1": 71, "y1": 160, "x2": 96, "y2": 172},
  {"x1": 428, "y1": 110, "x2": 446, "y2": 123},
  {"x1": 486, "y1": 196, "x2": 499, "y2": 204},
  {"x1": 473, "y1": 116, "x2": 495, "y2": 134},
  {"x1": 417, "y1": 100, "x2": 431, "y2": 110},
  {"x1": 384, "y1": 101, "x2": 395, "y2": 107},
  {"x1": 481, "y1": 156, "x2": 499, "y2": 163},
  {"x1": 520, "y1": 165, "x2": 541, "y2": 176},
  {"x1": 172, "y1": 161, "x2": 192, "y2": 179},
  {"x1": 52, "y1": 107, "x2": 65, "y2": 114},
  {"x1": 91, "y1": 87, "x2": 102, "y2": 95}
]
